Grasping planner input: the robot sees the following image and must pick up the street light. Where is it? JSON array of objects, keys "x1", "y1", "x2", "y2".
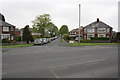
[
  {"x1": 20, "y1": 29, "x2": 23, "y2": 44},
  {"x1": 78, "y1": 4, "x2": 81, "y2": 43}
]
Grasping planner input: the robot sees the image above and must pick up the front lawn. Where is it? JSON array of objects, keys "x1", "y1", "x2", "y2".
[
  {"x1": 2, "y1": 44, "x2": 33, "y2": 48},
  {"x1": 67, "y1": 43, "x2": 118, "y2": 46}
]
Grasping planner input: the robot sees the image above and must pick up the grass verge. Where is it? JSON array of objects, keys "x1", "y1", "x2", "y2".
[
  {"x1": 60, "y1": 39, "x2": 65, "y2": 42},
  {"x1": 2, "y1": 44, "x2": 33, "y2": 48},
  {"x1": 67, "y1": 43, "x2": 118, "y2": 46}
]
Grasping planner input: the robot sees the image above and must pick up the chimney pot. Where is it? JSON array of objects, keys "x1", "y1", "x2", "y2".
[{"x1": 97, "y1": 18, "x2": 99, "y2": 22}]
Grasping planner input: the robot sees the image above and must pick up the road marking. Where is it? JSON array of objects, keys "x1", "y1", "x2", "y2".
[
  {"x1": 48, "y1": 58, "x2": 106, "y2": 69},
  {"x1": 49, "y1": 69, "x2": 60, "y2": 79}
]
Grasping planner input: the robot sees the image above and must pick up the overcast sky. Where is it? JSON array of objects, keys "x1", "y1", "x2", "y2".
[{"x1": 0, "y1": 0, "x2": 119, "y2": 31}]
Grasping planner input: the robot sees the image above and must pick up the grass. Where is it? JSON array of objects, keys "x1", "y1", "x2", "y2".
[
  {"x1": 67, "y1": 43, "x2": 118, "y2": 46},
  {"x1": 60, "y1": 39, "x2": 65, "y2": 42},
  {"x1": 2, "y1": 44, "x2": 33, "y2": 48}
]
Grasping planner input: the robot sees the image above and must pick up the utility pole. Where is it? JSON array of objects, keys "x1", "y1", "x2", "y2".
[
  {"x1": 21, "y1": 29, "x2": 23, "y2": 44},
  {"x1": 78, "y1": 4, "x2": 81, "y2": 43}
]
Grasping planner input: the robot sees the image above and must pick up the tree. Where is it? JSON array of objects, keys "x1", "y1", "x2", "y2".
[
  {"x1": 53, "y1": 26, "x2": 58, "y2": 37},
  {"x1": 117, "y1": 32, "x2": 120, "y2": 42},
  {"x1": 47, "y1": 22, "x2": 58, "y2": 37},
  {"x1": 59, "y1": 25, "x2": 69, "y2": 36},
  {"x1": 32, "y1": 14, "x2": 51, "y2": 38},
  {"x1": 110, "y1": 32, "x2": 120, "y2": 43},
  {"x1": 22, "y1": 25, "x2": 33, "y2": 44}
]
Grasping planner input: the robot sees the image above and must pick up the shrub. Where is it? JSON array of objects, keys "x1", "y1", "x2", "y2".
[
  {"x1": 15, "y1": 36, "x2": 22, "y2": 41},
  {"x1": 80, "y1": 39, "x2": 92, "y2": 43},
  {"x1": 63, "y1": 34, "x2": 69, "y2": 41},
  {"x1": 33, "y1": 35, "x2": 41, "y2": 40},
  {"x1": 91, "y1": 37, "x2": 109, "y2": 40},
  {"x1": 2, "y1": 38, "x2": 10, "y2": 43},
  {"x1": 69, "y1": 36, "x2": 76, "y2": 40}
]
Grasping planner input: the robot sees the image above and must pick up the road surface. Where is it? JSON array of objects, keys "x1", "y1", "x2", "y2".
[{"x1": 2, "y1": 39, "x2": 118, "y2": 78}]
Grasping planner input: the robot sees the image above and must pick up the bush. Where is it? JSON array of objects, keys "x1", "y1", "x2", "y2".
[
  {"x1": 33, "y1": 35, "x2": 41, "y2": 40},
  {"x1": 91, "y1": 37, "x2": 109, "y2": 40},
  {"x1": 80, "y1": 39, "x2": 92, "y2": 43},
  {"x1": 63, "y1": 34, "x2": 69, "y2": 41},
  {"x1": 2, "y1": 38, "x2": 10, "y2": 43},
  {"x1": 15, "y1": 36, "x2": 22, "y2": 41},
  {"x1": 69, "y1": 36, "x2": 76, "y2": 40}
]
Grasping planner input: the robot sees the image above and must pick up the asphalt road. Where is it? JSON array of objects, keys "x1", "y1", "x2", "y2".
[{"x1": 2, "y1": 39, "x2": 118, "y2": 78}]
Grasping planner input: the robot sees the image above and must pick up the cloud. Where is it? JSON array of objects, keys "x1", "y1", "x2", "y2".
[{"x1": 0, "y1": 0, "x2": 119, "y2": 31}]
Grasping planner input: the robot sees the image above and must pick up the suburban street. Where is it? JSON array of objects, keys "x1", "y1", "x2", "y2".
[{"x1": 2, "y1": 38, "x2": 118, "y2": 78}]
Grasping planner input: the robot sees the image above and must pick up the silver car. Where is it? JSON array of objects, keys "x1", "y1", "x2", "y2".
[
  {"x1": 42, "y1": 38, "x2": 48, "y2": 44},
  {"x1": 34, "y1": 39, "x2": 44, "y2": 45}
]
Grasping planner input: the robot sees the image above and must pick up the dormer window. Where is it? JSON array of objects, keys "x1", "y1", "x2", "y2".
[{"x1": 3, "y1": 26, "x2": 9, "y2": 32}]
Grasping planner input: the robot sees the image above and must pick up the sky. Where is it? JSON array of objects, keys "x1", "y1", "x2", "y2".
[{"x1": 0, "y1": 0, "x2": 119, "y2": 31}]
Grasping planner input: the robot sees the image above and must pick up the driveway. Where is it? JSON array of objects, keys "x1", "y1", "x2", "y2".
[{"x1": 2, "y1": 38, "x2": 118, "y2": 78}]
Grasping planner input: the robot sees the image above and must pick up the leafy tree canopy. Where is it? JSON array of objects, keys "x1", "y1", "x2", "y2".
[
  {"x1": 32, "y1": 14, "x2": 51, "y2": 37},
  {"x1": 59, "y1": 25, "x2": 69, "y2": 35},
  {"x1": 32, "y1": 14, "x2": 58, "y2": 38}
]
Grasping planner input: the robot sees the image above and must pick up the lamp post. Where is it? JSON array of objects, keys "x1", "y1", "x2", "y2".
[
  {"x1": 78, "y1": 4, "x2": 81, "y2": 43},
  {"x1": 21, "y1": 29, "x2": 23, "y2": 44}
]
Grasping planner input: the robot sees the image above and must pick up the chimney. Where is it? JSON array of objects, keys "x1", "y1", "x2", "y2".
[
  {"x1": 97, "y1": 18, "x2": 99, "y2": 22},
  {"x1": 0, "y1": 13, "x2": 5, "y2": 22}
]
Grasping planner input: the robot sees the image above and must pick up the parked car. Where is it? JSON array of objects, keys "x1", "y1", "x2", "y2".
[
  {"x1": 50, "y1": 38, "x2": 54, "y2": 41},
  {"x1": 55, "y1": 36, "x2": 58, "y2": 39},
  {"x1": 34, "y1": 38, "x2": 44, "y2": 45},
  {"x1": 47, "y1": 38, "x2": 51, "y2": 43},
  {"x1": 42, "y1": 38, "x2": 48, "y2": 44}
]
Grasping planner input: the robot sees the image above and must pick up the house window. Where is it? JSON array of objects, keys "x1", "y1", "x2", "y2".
[
  {"x1": 84, "y1": 29, "x2": 87, "y2": 32},
  {"x1": 87, "y1": 28, "x2": 94, "y2": 33},
  {"x1": 107, "y1": 35, "x2": 109, "y2": 37},
  {"x1": 11, "y1": 36, "x2": 14, "y2": 40},
  {"x1": 98, "y1": 34, "x2": 106, "y2": 37},
  {"x1": 1, "y1": 34, "x2": 10, "y2": 40},
  {"x1": 3, "y1": 27, "x2": 9, "y2": 32},
  {"x1": 107, "y1": 28, "x2": 109, "y2": 32},
  {"x1": 87, "y1": 34, "x2": 94, "y2": 39},
  {"x1": 97, "y1": 28, "x2": 106, "y2": 33}
]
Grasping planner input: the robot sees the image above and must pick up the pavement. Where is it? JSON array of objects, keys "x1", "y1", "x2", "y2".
[{"x1": 2, "y1": 39, "x2": 118, "y2": 78}]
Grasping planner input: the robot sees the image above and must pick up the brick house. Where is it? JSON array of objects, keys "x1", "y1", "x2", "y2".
[
  {"x1": 83, "y1": 18, "x2": 113, "y2": 39},
  {"x1": 15, "y1": 28, "x2": 21, "y2": 37},
  {"x1": 0, "y1": 13, "x2": 16, "y2": 41},
  {"x1": 69, "y1": 27, "x2": 84, "y2": 39}
]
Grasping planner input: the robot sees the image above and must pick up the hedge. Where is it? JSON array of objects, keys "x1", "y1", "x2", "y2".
[
  {"x1": 2, "y1": 38, "x2": 10, "y2": 43},
  {"x1": 91, "y1": 37, "x2": 109, "y2": 40}
]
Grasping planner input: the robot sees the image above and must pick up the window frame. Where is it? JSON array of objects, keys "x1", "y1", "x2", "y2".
[{"x1": 3, "y1": 26, "x2": 9, "y2": 32}]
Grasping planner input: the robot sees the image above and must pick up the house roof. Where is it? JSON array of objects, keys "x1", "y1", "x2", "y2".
[
  {"x1": 84, "y1": 19, "x2": 112, "y2": 29},
  {"x1": 0, "y1": 20, "x2": 15, "y2": 27}
]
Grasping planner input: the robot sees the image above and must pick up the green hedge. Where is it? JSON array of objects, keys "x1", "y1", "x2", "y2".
[
  {"x1": 69, "y1": 36, "x2": 76, "y2": 40},
  {"x1": 80, "y1": 39, "x2": 92, "y2": 43},
  {"x1": 63, "y1": 34, "x2": 69, "y2": 41},
  {"x1": 15, "y1": 36, "x2": 22, "y2": 41},
  {"x1": 75, "y1": 39, "x2": 92, "y2": 43},
  {"x1": 91, "y1": 37, "x2": 109, "y2": 40},
  {"x1": 2, "y1": 38, "x2": 10, "y2": 43}
]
